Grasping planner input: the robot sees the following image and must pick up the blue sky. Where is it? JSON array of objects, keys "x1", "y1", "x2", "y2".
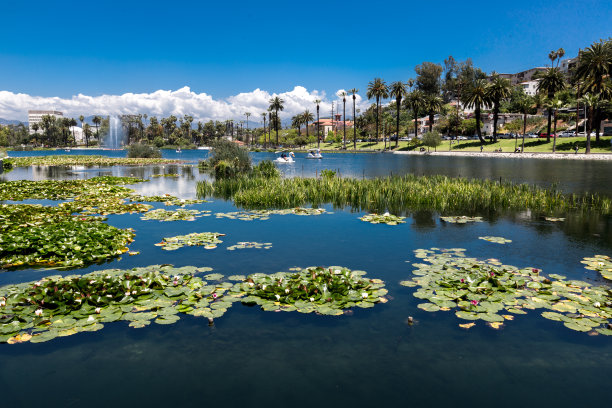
[{"x1": 0, "y1": 0, "x2": 610, "y2": 121}]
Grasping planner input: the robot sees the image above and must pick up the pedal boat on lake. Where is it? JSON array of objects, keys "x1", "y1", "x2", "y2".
[
  {"x1": 306, "y1": 148, "x2": 323, "y2": 159},
  {"x1": 274, "y1": 151, "x2": 295, "y2": 163}
]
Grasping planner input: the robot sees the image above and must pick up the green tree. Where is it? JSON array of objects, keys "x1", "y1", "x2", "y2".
[
  {"x1": 406, "y1": 85, "x2": 425, "y2": 139},
  {"x1": 422, "y1": 130, "x2": 441, "y2": 152},
  {"x1": 260, "y1": 112, "x2": 267, "y2": 148},
  {"x1": 302, "y1": 110, "x2": 314, "y2": 140},
  {"x1": 536, "y1": 66, "x2": 566, "y2": 142},
  {"x1": 291, "y1": 114, "x2": 303, "y2": 136},
  {"x1": 268, "y1": 97, "x2": 285, "y2": 146},
  {"x1": 314, "y1": 99, "x2": 321, "y2": 148},
  {"x1": 92, "y1": 115, "x2": 101, "y2": 141},
  {"x1": 581, "y1": 93, "x2": 600, "y2": 154},
  {"x1": 349, "y1": 89, "x2": 359, "y2": 150},
  {"x1": 423, "y1": 94, "x2": 443, "y2": 133},
  {"x1": 244, "y1": 112, "x2": 251, "y2": 145},
  {"x1": 462, "y1": 79, "x2": 492, "y2": 144},
  {"x1": 340, "y1": 91, "x2": 348, "y2": 149},
  {"x1": 389, "y1": 81, "x2": 407, "y2": 148},
  {"x1": 415, "y1": 62, "x2": 443, "y2": 96},
  {"x1": 366, "y1": 78, "x2": 388, "y2": 143},
  {"x1": 485, "y1": 75, "x2": 512, "y2": 142},
  {"x1": 514, "y1": 93, "x2": 535, "y2": 152}
]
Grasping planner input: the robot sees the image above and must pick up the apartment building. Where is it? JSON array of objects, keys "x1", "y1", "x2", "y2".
[{"x1": 28, "y1": 110, "x2": 63, "y2": 134}]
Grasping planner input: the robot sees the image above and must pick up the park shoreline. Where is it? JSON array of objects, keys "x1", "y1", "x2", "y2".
[{"x1": 392, "y1": 150, "x2": 612, "y2": 161}]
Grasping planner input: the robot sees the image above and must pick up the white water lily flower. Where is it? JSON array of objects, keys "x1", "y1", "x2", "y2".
[
  {"x1": 106, "y1": 294, "x2": 113, "y2": 298},
  {"x1": 125, "y1": 292, "x2": 131, "y2": 297},
  {"x1": 95, "y1": 307, "x2": 101, "y2": 314},
  {"x1": 334, "y1": 269, "x2": 341, "y2": 274},
  {"x1": 35, "y1": 308, "x2": 43, "y2": 316},
  {"x1": 248, "y1": 282, "x2": 254, "y2": 287},
  {"x1": 285, "y1": 288, "x2": 290, "y2": 294},
  {"x1": 310, "y1": 297, "x2": 314, "y2": 302},
  {"x1": 87, "y1": 315, "x2": 95, "y2": 322},
  {"x1": 89, "y1": 280, "x2": 96, "y2": 284},
  {"x1": 594, "y1": 302, "x2": 601, "y2": 308},
  {"x1": 0, "y1": 298, "x2": 5, "y2": 307},
  {"x1": 361, "y1": 292, "x2": 368, "y2": 299},
  {"x1": 275, "y1": 294, "x2": 281, "y2": 301},
  {"x1": 132, "y1": 290, "x2": 137, "y2": 295},
  {"x1": 262, "y1": 285, "x2": 267, "y2": 290}
]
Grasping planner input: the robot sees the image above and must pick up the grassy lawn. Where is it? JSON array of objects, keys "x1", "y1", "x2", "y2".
[{"x1": 300, "y1": 136, "x2": 612, "y2": 154}]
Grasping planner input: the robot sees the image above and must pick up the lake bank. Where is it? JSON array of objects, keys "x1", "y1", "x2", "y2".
[{"x1": 393, "y1": 150, "x2": 612, "y2": 161}]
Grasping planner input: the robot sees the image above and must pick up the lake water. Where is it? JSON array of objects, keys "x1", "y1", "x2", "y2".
[{"x1": 1, "y1": 150, "x2": 611, "y2": 407}]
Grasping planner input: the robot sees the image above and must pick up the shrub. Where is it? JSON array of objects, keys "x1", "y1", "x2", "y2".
[
  {"x1": 127, "y1": 143, "x2": 162, "y2": 158},
  {"x1": 153, "y1": 136, "x2": 165, "y2": 148},
  {"x1": 214, "y1": 160, "x2": 236, "y2": 178},
  {"x1": 320, "y1": 169, "x2": 337, "y2": 179},
  {"x1": 208, "y1": 140, "x2": 251, "y2": 173},
  {"x1": 252, "y1": 160, "x2": 280, "y2": 178},
  {"x1": 422, "y1": 131, "x2": 442, "y2": 151}
]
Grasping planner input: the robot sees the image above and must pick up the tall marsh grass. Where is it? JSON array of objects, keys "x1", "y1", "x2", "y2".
[{"x1": 196, "y1": 174, "x2": 612, "y2": 214}]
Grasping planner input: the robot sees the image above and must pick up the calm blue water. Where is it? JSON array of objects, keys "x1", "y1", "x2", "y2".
[{"x1": 1, "y1": 152, "x2": 611, "y2": 407}]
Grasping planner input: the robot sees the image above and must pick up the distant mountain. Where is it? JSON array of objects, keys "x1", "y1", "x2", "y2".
[{"x1": 0, "y1": 118, "x2": 25, "y2": 126}]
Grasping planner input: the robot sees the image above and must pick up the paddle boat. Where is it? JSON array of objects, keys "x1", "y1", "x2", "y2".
[
  {"x1": 274, "y1": 151, "x2": 295, "y2": 163},
  {"x1": 176, "y1": 147, "x2": 182, "y2": 153},
  {"x1": 306, "y1": 148, "x2": 323, "y2": 159}
]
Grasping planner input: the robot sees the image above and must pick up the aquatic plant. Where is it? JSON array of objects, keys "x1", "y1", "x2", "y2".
[
  {"x1": 479, "y1": 236, "x2": 512, "y2": 244},
  {"x1": 226, "y1": 241, "x2": 272, "y2": 250},
  {"x1": 140, "y1": 208, "x2": 211, "y2": 221},
  {"x1": 400, "y1": 248, "x2": 612, "y2": 334},
  {"x1": 581, "y1": 255, "x2": 612, "y2": 280},
  {"x1": 155, "y1": 232, "x2": 225, "y2": 250},
  {"x1": 0, "y1": 265, "x2": 236, "y2": 344},
  {"x1": 215, "y1": 208, "x2": 326, "y2": 221},
  {"x1": 151, "y1": 173, "x2": 179, "y2": 178},
  {"x1": 252, "y1": 160, "x2": 281, "y2": 178},
  {"x1": 236, "y1": 266, "x2": 387, "y2": 315},
  {"x1": 127, "y1": 143, "x2": 162, "y2": 158},
  {"x1": 198, "y1": 174, "x2": 612, "y2": 214},
  {"x1": 544, "y1": 217, "x2": 565, "y2": 222},
  {"x1": 440, "y1": 216, "x2": 483, "y2": 223},
  {"x1": 129, "y1": 194, "x2": 206, "y2": 207},
  {"x1": 360, "y1": 212, "x2": 406, "y2": 225},
  {"x1": 5, "y1": 155, "x2": 181, "y2": 167}
]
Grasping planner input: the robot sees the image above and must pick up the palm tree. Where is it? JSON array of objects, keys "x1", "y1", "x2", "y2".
[
  {"x1": 268, "y1": 110, "x2": 273, "y2": 146},
  {"x1": 339, "y1": 91, "x2": 348, "y2": 149},
  {"x1": 291, "y1": 115, "x2": 303, "y2": 136},
  {"x1": 349, "y1": 89, "x2": 359, "y2": 150},
  {"x1": 389, "y1": 81, "x2": 407, "y2": 148},
  {"x1": 537, "y1": 67, "x2": 566, "y2": 142},
  {"x1": 485, "y1": 75, "x2": 512, "y2": 142},
  {"x1": 314, "y1": 99, "x2": 321, "y2": 148},
  {"x1": 515, "y1": 94, "x2": 534, "y2": 152},
  {"x1": 406, "y1": 89, "x2": 425, "y2": 140},
  {"x1": 268, "y1": 97, "x2": 285, "y2": 146},
  {"x1": 423, "y1": 94, "x2": 443, "y2": 133},
  {"x1": 462, "y1": 79, "x2": 491, "y2": 144},
  {"x1": 574, "y1": 41, "x2": 612, "y2": 141},
  {"x1": 244, "y1": 112, "x2": 251, "y2": 146},
  {"x1": 366, "y1": 78, "x2": 388, "y2": 143},
  {"x1": 92, "y1": 115, "x2": 101, "y2": 142},
  {"x1": 581, "y1": 93, "x2": 599, "y2": 154},
  {"x1": 549, "y1": 98, "x2": 565, "y2": 152},
  {"x1": 302, "y1": 110, "x2": 314, "y2": 140},
  {"x1": 78, "y1": 115, "x2": 86, "y2": 146},
  {"x1": 261, "y1": 112, "x2": 267, "y2": 148}
]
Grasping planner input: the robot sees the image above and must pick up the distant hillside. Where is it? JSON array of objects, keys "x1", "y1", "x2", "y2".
[{"x1": 0, "y1": 118, "x2": 26, "y2": 126}]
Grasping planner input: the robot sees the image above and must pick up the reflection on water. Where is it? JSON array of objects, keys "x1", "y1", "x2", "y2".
[{"x1": 1, "y1": 153, "x2": 611, "y2": 407}]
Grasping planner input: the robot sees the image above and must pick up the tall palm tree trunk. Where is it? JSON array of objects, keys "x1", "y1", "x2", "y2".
[
  {"x1": 275, "y1": 109, "x2": 279, "y2": 146},
  {"x1": 316, "y1": 106, "x2": 320, "y2": 149},
  {"x1": 492, "y1": 107, "x2": 499, "y2": 142},
  {"x1": 428, "y1": 113, "x2": 434, "y2": 132},
  {"x1": 552, "y1": 109, "x2": 558, "y2": 152},
  {"x1": 414, "y1": 108, "x2": 418, "y2": 141},
  {"x1": 475, "y1": 105, "x2": 485, "y2": 144},
  {"x1": 521, "y1": 112, "x2": 527, "y2": 152},
  {"x1": 546, "y1": 107, "x2": 552, "y2": 143},
  {"x1": 342, "y1": 99, "x2": 346, "y2": 149},
  {"x1": 395, "y1": 99, "x2": 400, "y2": 148},
  {"x1": 586, "y1": 107, "x2": 593, "y2": 154},
  {"x1": 595, "y1": 107, "x2": 601, "y2": 142},
  {"x1": 375, "y1": 97, "x2": 380, "y2": 143},
  {"x1": 353, "y1": 98, "x2": 357, "y2": 150}
]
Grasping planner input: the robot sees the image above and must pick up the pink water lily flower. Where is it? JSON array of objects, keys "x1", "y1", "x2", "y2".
[
  {"x1": 470, "y1": 300, "x2": 479, "y2": 306},
  {"x1": 460, "y1": 279, "x2": 465, "y2": 283},
  {"x1": 35, "y1": 308, "x2": 43, "y2": 317},
  {"x1": 212, "y1": 293, "x2": 218, "y2": 299}
]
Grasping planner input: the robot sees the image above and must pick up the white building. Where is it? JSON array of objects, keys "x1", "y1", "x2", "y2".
[
  {"x1": 560, "y1": 57, "x2": 578, "y2": 74},
  {"x1": 68, "y1": 126, "x2": 85, "y2": 144},
  {"x1": 519, "y1": 80, "x2": 540, "y2": 96},
  {"x1": 28, "y1": 110, "x2": 63, "y2": 134}
]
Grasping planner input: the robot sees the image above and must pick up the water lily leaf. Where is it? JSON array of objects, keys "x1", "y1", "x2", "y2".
[
  {"x1": 417, "y1": 303, "x2": 440, "y2": 312},
  {"x1": 459, "y1": 322, "x2": 476, "y2": 329},
  {"x1": 563, "y1": 321, "x2": 591, "y2": 332}
]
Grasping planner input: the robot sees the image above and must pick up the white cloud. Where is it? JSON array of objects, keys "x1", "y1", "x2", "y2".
[{"x1": 0, "y1": 86, "x2": 370, "y2": 124}]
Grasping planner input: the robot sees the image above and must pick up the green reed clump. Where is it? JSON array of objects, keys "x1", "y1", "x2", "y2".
[{"x1": 196, "y1": 174, "x2": 612, "y2": 214}]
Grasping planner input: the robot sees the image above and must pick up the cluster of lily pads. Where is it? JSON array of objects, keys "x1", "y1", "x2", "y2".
[
  {"x1": 151, "y1": 173, "x2": 179, "y2": 178},
  {"x1": 4, "y1": 155, "x2": 182, "y2": 167},
  {"x1": 227, "y1": 242, "x2": 272, "y2": 251},
  {"x1": 0, "y1": 265, "x2": 237, "y2": 344},
  {"x1": 359, "y1": 213, "x2": 406, "y2": 225},
  {"x1": 544, "y1": 217, "x2": 565, "y2": 222},
  {"x1": 129, "y1": 194, "x2": 206, "y2": 207},
  {"x1": 215, "y1": 207, "x2": 326, "y2": 221},
  {"x1": 440, "y1": 216, "x2": 483, "y2": 224},
  {"x1": 236, "y1": 266, "x2": 387, "y2": 315},
  {"x1": 582, "y1": 255, "x2": 612, "y2": 280},
  {"x1": 0, "y1": 265, "x2": 387, "y2": 344},
  {"x1": 400, "y1": 248, "x2": 612, "y2": 335},
  {"x1": 0, "y1": 204, "x2": 135, "y2": 269},
  {"x1": 155, "y1": 232, "x2": 225, "y2": 250},
  {"x1": 479, "y1": 236, "x2": 512, "y2": 244},
  {"x1": 140, "y1": 208, "x2": 211, "y2": 221}
]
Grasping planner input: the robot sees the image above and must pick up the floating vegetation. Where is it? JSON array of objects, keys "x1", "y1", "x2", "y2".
[
  {"x1": 4, "y1": 155, "x2": 182, "y2": 167},
  {"x1": 0, "y1": 204, "x2": 135, "y2": 269},
  {"x1": 400, "y1": 248, "x2": 612, "y2": 335},
  {"x1": 360, "y1": 212, "x2": 406, "y2": 225},
  {"x1": 479, "y1": 236, "x2": 512, "y2": 244},
  {"x1": 0, "y1": 177, "x2": 144, "y2": 201},
  {"x1": 151, "y1": 173, "x2": 179, "y2": 178},
  {"x1": 0, "y1": 265, "x2": 240, "y2": 344},
  {"x1": 1, "y1": 264, "x2": 386, "y2": 344},
  {"x1": 440, "y1": 216, "x2": 483, "y2": 224},
  {"x1": 61, "y1": 195, "x2": 152, "y2": 215},
  {"x1": 236, "y1": 266, "x2": 387, "y2": 315},
  {"x1": 226, "y1": 242, "x2": 272, "y2": 251},
  {"x1": 581, "y1": 255, "x2": 612, "y2": 280},
  {"x1": 129, "y1": 194, "x2": 206, "y2": 207},
  {"x1": 544, "y1": 217, "x2": 565, "y2": 222},
  {"x1": 141, "y1": 208, "x2": 211, "y2": 221},
  {"x1": 155, "y1": 232, "x2": 225, "y2": 250},
  {"x1": 215, "y1": 207, "x2": 326, "y2": 221},
  {"x1": 199, "y1": 175, "x2": 612, "y2": 214}
]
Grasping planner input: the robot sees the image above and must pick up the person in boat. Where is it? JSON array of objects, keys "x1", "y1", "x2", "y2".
[{"x1": 281, "y1": 153, "x2": 286, "y2": 159}]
